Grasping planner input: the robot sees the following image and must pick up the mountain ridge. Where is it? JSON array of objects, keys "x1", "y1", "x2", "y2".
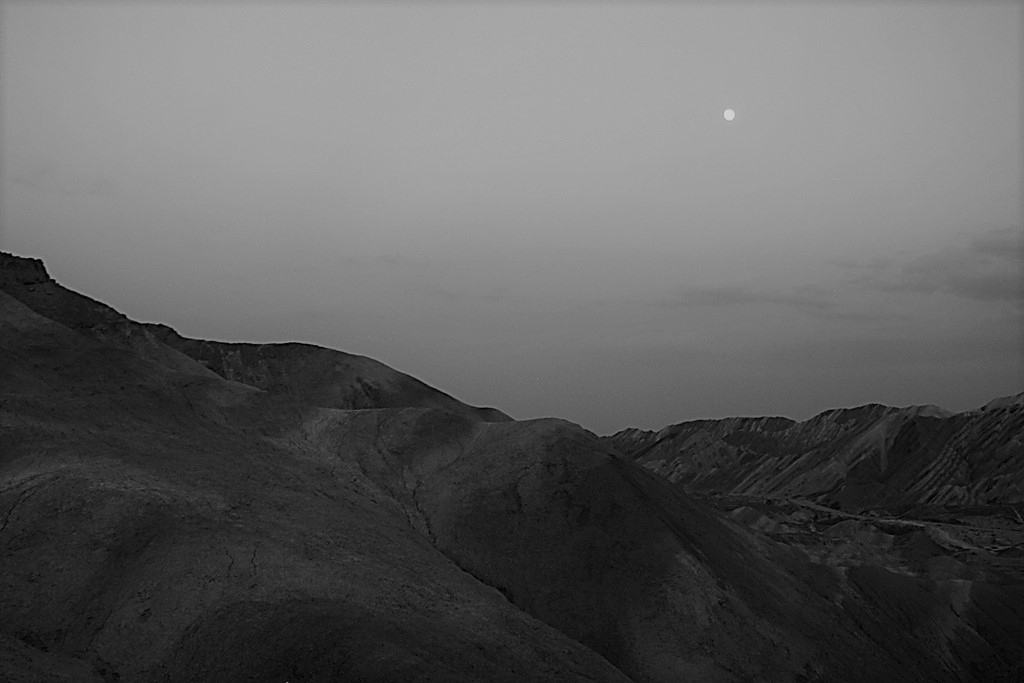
[
  {"x1": 0, "y1": 251, "x2": 509, "y2": 423},
  {"x1": 606, "y1": 395, "x2": 1024, "y2": 509},
  {"x1": 2, "y1": 250, "x2": 1023, "y2": 681}
]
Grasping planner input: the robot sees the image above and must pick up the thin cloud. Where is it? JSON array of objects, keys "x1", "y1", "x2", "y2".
[
  {"x1": 664, "y1": 285, "x2": 835, "y2": 311},
  {"x1": 971, "y1": 227, "x2": 1019, "y2": 256},
  {"x1": 663, "y1": 284, "x2": 908, "y2": 323},
  {"x1": 802, "y1": 308, "x2": 909, "y2": 323},
  {"x1": 872, "y1": 226, "x2": 1022, "y2": 304},
  {"x1": 833, "y1": 255, "x2": 895, "y2": 272},
  {"x1": 7, "y1": 165, "x2": 115, "y2": 198},
  {"x1": 660, "y1": 278, "x2": 912, "y2": 325}
]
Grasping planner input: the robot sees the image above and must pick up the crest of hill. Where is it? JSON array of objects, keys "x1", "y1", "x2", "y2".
[{"x1": 0, "y1": 251, "x2": 509, "y2": 422}]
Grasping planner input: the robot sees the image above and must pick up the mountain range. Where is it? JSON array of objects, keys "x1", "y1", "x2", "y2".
[
  {"x1": 1, "y1": 251, "x2": 1022, "y2": 682},
  {"x1": 606, "y1": 397, "x2": 1024, "y2": 510}
]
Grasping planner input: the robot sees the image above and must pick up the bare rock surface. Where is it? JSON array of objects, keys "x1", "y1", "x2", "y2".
[{"x1": 607, "y1": 399, "x2": 1024, "y2": 508}]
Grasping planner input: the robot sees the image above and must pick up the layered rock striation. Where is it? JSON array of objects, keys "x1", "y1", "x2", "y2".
[{"x1": 607, "y1": 399, "x2": 1024, "y2": 509}]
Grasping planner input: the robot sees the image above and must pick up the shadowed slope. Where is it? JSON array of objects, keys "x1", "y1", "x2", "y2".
[
  {"x1": 299, "y1": 407, "x2": 1024, "y2": 681},
  {"x1": 0, "y1": 287, "x2": 628, "y2": 682}
]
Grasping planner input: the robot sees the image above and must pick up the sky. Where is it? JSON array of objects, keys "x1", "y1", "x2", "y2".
[{"x1": 1, "y1": 2, "x2": 1021, "y2": 434}]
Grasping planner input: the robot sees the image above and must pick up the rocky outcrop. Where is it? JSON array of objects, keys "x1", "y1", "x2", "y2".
[{"x1": 0, "y1": 252, "x2": 51, "y2": 287}]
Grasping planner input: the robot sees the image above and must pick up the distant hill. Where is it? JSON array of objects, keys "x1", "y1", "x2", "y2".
[
  {"x1": 2, "y1": 251, "x2": 1022, "y2": 682},
  {"x1": 605, "y1": 397, "x2": 1024, "y2": 509}
]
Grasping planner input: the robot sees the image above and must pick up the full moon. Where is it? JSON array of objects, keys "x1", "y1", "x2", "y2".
[{"x1": 723, "y1": 108, "x2": 736, "y2": 122}]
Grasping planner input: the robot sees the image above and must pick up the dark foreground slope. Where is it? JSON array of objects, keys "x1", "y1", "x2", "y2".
[{"x1": 2, "y1": 252, "x2": 1023, "y2": 681}]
